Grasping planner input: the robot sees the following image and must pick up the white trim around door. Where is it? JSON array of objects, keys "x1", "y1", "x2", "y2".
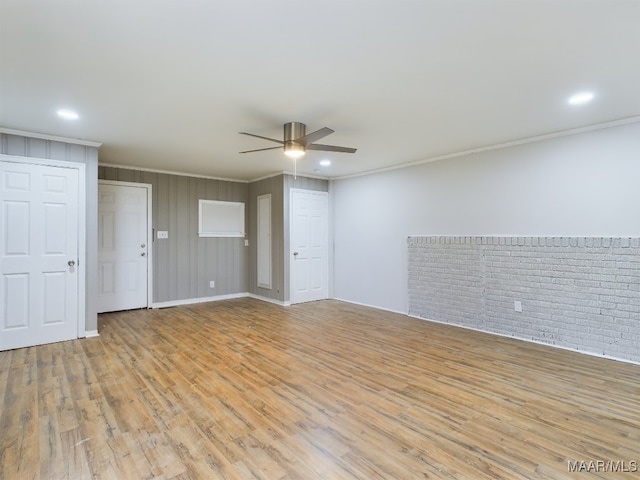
[
  {"x1": 0, "y1": 153, "x2": 87, "y2": 345},
  {"x1": 98, "y1": 180, "x2": 153, "y2": 311},
  {"x1": 289, "y1": 188, "x2": 329, "y2": 304}
]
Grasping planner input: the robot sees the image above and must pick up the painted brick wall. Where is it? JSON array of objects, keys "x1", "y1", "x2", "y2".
[{"x1": 408, "y1": 236, "x2": 640, "y2": 363}]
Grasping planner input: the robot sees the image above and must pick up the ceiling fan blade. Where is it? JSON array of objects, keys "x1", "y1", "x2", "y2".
[
  {"x1": 239, "y1": 132, "x2": 284, "y2": 144},
  {"x1": 239, "y1": 146, "x2": 283, "y2": 154},
  {"x1": 296, "y1": 127, "x2": 334, "y2": 146},
  {"x1": 307, "y1": 143, "x2": 357, "y2": 154}
]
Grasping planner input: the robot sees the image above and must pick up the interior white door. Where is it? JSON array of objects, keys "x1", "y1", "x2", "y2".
[
  {"x1": 290, "y1": 189, "x2": 328, "y2": 304},
  {"x1": 0, "y1": 161, "x2": 79, "y2": 351},
  {"x1": 98, "y1": 182, "x2": 149, "y2": 312}
]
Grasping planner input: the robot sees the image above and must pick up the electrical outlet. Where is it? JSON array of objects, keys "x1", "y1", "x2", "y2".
[
  {"x1": 209, "y1": 281, "x2": 215, "y2": 288},
  {"x1": 514, "y1": 300, "x2": 522, "y2": 313}
]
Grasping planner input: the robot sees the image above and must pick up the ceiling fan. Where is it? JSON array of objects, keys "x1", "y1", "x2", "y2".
[{"x1": 239, "y1": 122, "x2": 357, "y2": 158}]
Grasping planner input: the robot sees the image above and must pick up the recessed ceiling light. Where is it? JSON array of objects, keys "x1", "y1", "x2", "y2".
[
  {"x1": 319, "y1": 159, "x2": 331, "y2": 167},
  {"x1": 568, "y1": 92, "x2": 594, "y2": 106},
  {"x1": 57, "y1": 109, "x2": 79, "y2": 120}
]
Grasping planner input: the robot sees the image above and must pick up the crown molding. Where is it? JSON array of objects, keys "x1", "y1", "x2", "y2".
[{"x1": 0, "y1": 127, "x2": 103, "y2": 148}]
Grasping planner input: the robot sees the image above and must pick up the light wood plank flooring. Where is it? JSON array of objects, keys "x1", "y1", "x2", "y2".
[{"x1": 1, "y1": 298, "x2": 638, "y2": 479}]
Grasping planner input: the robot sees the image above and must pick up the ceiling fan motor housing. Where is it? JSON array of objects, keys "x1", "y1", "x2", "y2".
[{"x1": 284, "y1": 122, "x2": 306, "y2": 143}]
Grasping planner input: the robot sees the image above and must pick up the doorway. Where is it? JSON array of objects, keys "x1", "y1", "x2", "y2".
[
  {"x1": 97, "y1": 181, "x2": 152, "y2": 312},
  {"x1": 289, "y1": 189, "x2": 329, "y2": 304},
  {"x1": 0, "y1": 157, "x2": 85, "y2": 350}
]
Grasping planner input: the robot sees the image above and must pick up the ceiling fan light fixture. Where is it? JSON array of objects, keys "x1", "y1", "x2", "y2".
[{"x1": 284, "y1": 142, "x2": 305, "y2": 159}]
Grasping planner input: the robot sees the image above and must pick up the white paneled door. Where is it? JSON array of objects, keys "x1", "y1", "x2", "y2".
[
  {"x1": 290, "y1": 189, "x2": 328, "y2": 304},
  {"x1": 98, "y1": 182, "x2": 150, "y2": 313},
  {"x1": 1, "y1": 161, "x2": 80, "y2": 351}
]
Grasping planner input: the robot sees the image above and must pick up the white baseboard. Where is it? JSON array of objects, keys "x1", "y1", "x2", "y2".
[
  {"x1": 332, "y1": 297, "x2": 407, "y2": 316},
  {"x1": 152, "y1": 293, "x2": 247, "y2": 309},
  {"x1": 407, "y1": 313, "x2": 640, "y2": 366},
  {"x1": 152, "y1": 292, "x2": 292, "y2": 309},
  {"x1": 85, "y1": 330, "x2": 99, "y2": 338},
  {"x1": 246, "y1": 293, "x2": 290, "y2": 307}
]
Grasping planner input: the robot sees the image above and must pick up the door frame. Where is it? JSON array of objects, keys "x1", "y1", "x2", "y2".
[
  {"x1": 289, "y1": 188, "x2": 329, "y2": 304},
  {"x1": 98, "y1": 179, "x2": 153, "y2": 308},
  {"x1": 0, "y1": 153, "x2": 86, "y2": 338}
]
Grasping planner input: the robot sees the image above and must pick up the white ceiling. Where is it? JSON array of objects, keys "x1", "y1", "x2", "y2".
[{"x1": 1, "y1": 0, "x2": 639, "y2": 181}]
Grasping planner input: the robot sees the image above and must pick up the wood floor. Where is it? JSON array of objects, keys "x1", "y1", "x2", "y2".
[{"x1": 1, "y1": 298, "x2": 638, "y2": 479}]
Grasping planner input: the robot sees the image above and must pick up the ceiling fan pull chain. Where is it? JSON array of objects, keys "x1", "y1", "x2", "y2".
[{"x1": 294, "y1": 157, "x2": 297, "y2": 179}]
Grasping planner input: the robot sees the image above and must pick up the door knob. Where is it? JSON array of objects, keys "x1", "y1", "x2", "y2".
[{"x1": 68, "y1": 260, "x2": 75, "y2": 266}]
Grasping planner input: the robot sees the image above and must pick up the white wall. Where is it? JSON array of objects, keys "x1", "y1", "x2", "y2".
[{"x1": 331, "y1": 122, "x2": 640, "y2": 313}]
